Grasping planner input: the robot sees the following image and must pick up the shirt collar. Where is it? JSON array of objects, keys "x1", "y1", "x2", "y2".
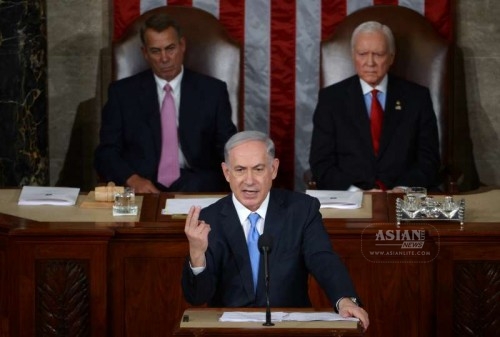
[
  {"x1": 360, "y1": 74, "x2": 388, "y2": 95},
  {"x1": 154, "y1": 66, "x2": 184, "y2": 93},
  {"x1": 232, "y1": 192, "x2": 270, "y2": 224}
]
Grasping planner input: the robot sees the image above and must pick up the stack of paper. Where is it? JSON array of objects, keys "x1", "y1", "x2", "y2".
[
  {"x1": 162, "y1": 197, "x2": 222, "y2": 215},
  {"x1": 306, "y1": 190, "x2": 363, "y2": 209},
  {"x1": 219, "y1": 312, "x2": 286, "y2": 322},
  {"x1": 18, "y1": 186, "x2": 80, "y2": 206},
  {"x1": 219, "y1": 311, "x2": 358, "y2": 322}
]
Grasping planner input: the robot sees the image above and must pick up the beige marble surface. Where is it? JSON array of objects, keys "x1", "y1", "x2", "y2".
[
  {"x1": 0, "y1": 189, "x2": 141, "y2": 223},
  {"x1": 454, "y1": 189, "x2": 500, "y2": 222},
  {"x1": 2, "y1": 189, "x2": 500, "y2": 223}
]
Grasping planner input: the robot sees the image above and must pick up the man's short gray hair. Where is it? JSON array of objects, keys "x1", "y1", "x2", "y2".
[
  {"x1": 351, "y1": 21, "x2": 395, "y2": 55},
  {"x1": 224, "y1": 131, "x2": 275, "y2": 163}
]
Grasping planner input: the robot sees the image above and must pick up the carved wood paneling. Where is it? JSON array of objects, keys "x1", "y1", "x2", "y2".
[
  {"x1": 122, "y1": 257, "x2": 189, "y2": 337},
  {"x1": 36, "y1": 260, "x2": 90, "y2": 337},
  {"x1": 454, "y1": 261, "x2": 500, "y2": 337}
]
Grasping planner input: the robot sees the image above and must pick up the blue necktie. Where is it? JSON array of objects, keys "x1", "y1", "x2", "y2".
[{"x1": 247, "y1": 213, "x2": 260, "y2": 293}]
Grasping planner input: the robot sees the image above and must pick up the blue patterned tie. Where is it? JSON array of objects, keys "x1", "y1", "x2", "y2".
[{"x1": 247, "y1": 213, "x2": 260, "y2": 293}]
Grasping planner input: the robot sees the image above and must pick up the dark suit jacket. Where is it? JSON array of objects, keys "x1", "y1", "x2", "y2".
[
  {"x1": 94, "y1": 68, "x2": 237, "y2": 191},
  {"x1": 309, "y1": 74, "x2": 440, "y2": 190},
  {"x1": 182, "y1": 189, "x2": 358, "y2": 308}
]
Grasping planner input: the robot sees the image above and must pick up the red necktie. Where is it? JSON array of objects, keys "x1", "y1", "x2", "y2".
[
  {"x1": 157, "y1": 84, "x2": 180, "y2": 187},
  {"x1": 370, "y1": 89, "x2": 383, "y2": 155}
]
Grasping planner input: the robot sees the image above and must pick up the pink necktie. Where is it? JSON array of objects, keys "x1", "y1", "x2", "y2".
[
  {"x1": 157, "y1": 84, "x2": 180, "y2": 187},
  {"x1": 370, "y1": 89, "x2": 383, "y2": 155}
]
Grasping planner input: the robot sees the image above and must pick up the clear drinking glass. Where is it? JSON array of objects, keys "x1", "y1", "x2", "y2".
[
  {"x1": 113, "y1": 187, "x2": 138, "y2": 216},
  {"x1": 406, "y1": 187, "x2": 427, "y2": 202},
  {"x1": 404, "y1": 194, "x2": 419, "y2": 212}
]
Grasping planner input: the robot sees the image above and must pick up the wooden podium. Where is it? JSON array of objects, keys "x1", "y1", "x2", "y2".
[{"x1": 174, "y1": 308, "x2": 364, "y2": 336}]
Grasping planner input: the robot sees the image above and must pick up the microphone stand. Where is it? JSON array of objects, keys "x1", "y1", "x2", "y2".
[{"x1": 262, "y1": 246, "x2": 274, "y2": 326}]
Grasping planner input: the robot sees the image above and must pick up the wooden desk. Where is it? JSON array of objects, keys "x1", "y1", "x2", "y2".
[{"x1": 1, "y1": 190, "x2": 500, "y2": 337}]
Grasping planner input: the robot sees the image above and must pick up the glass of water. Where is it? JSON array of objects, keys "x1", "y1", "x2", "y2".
[
  {"x1": 406, "y1": 187, "x2": 427, "y2": 202},
  {"x1": 113, "y1": 187, "x2": 138, "y2": 216}
]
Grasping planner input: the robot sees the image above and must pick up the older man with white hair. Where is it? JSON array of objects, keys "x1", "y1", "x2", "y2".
[{"x1": 310, "y1": 21, "x2": 440, "y2": 192}]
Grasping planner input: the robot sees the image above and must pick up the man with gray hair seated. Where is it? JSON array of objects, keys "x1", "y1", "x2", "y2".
[
  {"x1": 95, "y1": 13, "x2": 236, "y2": 193},
  {"x1": 310, "y1": 21, "x2": 440, "y2": 192},
  {"x1": 182, "y1": 130, "x2": 369, "y2": 331}
]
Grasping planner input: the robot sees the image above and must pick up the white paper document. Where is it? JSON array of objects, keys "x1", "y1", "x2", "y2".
[
  {"x1": 306, "y1": 190, "x2": 363, "y2": 209},
  {"x1": 18, "y1": 186, "x2": 80, "y2": 206},
  {"x1": 219, "y1": 311, "x2": 358, "y2": 322},
  {"x1": 162, "y1": 197, "x2": 222, "y2": 215},
  {"x1": 219, "y1": 311, "x2": 286, "y2": 322},
  {"x1": 284, "y1": 312, "x2": 358, "y2": 321}
]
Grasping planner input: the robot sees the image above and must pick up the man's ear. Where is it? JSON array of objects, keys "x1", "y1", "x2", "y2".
[
  {"x1": 271, "y1": 158, "x2": 279, "y2": 179},
  {"x1": 141, "y1": 45, "x2": 147, "y2": 58},
  {"x1": 221, "y1": 162, "x2": 230, "y2": 182},
  {"x1": 179, "y1": 36, "x2": 186, "y2": 53}
]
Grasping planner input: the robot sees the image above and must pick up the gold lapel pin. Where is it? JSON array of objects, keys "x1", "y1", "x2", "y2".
[{"x1": 395, "y1": 100, "x2": 402, "y2": 110}]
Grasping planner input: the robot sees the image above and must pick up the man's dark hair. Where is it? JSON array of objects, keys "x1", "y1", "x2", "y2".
[{"x1": 140, "y1": 13, "x2": 183, "y2": 44}]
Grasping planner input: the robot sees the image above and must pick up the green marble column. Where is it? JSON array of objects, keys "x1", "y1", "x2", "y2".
[{"x1": 0, "y1": 0, "x2": 48, "y2": 187}]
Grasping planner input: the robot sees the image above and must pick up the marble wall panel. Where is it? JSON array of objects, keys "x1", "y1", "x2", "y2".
[
  {"x1": 457, "y1": 0, "x2": 500, "y2": 187},
  {"x1": 0, "y1": 0, "x2": 48, "y2": 186},
  {"x1": 47, "y1": 0, "x2": 110, "y2": 191}
]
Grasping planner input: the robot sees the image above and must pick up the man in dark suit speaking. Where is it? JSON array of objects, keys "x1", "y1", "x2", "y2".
[
  {"x1": 94, "y1": 13, "x2": 237, "y2": 193},
  {"x1": 182, "y1": 131, "x2": 369, "y2": 330},
  {"x1": 309, "y1": 21, "x2": 440, "y2": 192}
]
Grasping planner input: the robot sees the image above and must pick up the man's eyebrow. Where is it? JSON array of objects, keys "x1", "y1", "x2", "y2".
[
  {"x1": 232, "y1": 164, "x2": 264, "y2": 169},
  {"x1": 148, "y1": 43, "x2": 175, "y2": 50}
]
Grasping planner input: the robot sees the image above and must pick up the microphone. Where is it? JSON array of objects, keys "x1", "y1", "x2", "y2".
[{"x1": 258, "y1": 233, "x2": 274, "y2": 326}]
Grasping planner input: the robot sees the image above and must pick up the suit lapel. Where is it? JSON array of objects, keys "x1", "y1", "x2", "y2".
[
  {"x1": 379, "y1": 75, "x2": 404, "y2": 156},
  {"x1": 219, "y1": 197, "x2": 256, "y2": 301},
  {"x1": 219, "y1": 191, "x2": 289, "y2": 303},
  {"x1": 347, "y1": 77, "x2": 374, "y2": 157},
  {"x1": 178, "y1": 69, "x2": 201, "y2": 156},
  {"x1": 139, "y1": 70, "x2": 162, "y2": 160},
  {"x1": 255, "y1": 190, "x2": 287, "y2": 298},
  {"x1": 261, "y1": 191, "x2": 287, "y2": 255}
]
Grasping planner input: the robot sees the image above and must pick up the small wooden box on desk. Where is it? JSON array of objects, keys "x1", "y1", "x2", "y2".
[{"x1": 174, "y1": 308, "x2": 364, "y2": 336}]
